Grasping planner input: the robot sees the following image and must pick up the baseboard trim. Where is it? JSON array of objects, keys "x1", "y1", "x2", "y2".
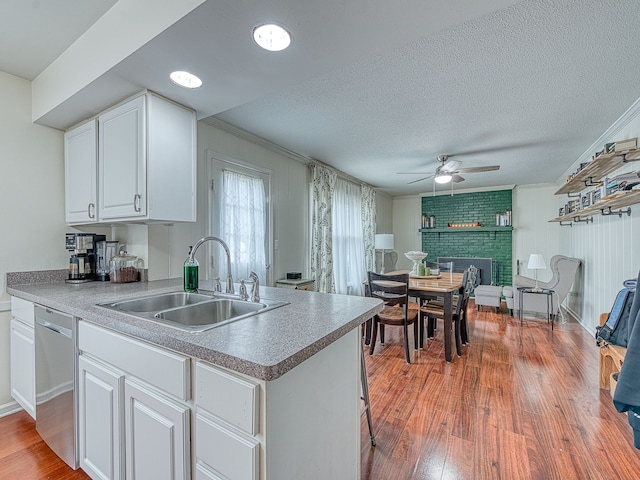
[{"x1": 0, "y1": 400, "x2": 23, "y2": 418}]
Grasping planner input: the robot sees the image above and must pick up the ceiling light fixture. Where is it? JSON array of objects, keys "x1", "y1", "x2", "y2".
[
  {"x1": 253, "y1": 23, "x2": 291, "y2": 51},
  {"x1": 434, "y1": 173, "x2": 452, "y2": 184},
  {"x1": 170, "y1": 71, "x2": 202, "y2": 88}
]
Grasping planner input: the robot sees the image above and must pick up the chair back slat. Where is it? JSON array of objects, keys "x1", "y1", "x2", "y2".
[{"x1": 367, "y1": 272, "x2": 410, "y2": 307}]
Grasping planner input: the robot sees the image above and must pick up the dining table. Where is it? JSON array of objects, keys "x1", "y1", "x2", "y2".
[{"x1": 366, "y1": 270, "x2": 464, "y2": 363}]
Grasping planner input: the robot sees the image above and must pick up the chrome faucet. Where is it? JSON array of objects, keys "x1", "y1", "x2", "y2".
[
  {"x1": 189, "y1": 236, "x2": 234, "y2": 294},
  {"x1": 249, "y1": 271, "x2": 260, "y2": 302}
]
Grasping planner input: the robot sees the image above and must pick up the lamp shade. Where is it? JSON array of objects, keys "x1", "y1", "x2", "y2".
[
  {"x1": 527, "y1": 253, "x2": 547, "y2": 270},
  {"x1": 374, "y1": 234, "x2": 394, "y2": 250}
]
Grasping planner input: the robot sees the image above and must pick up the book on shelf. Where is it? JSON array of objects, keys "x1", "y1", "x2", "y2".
[
  {"x1": 615, "y1": 137, "x2": 637, "y2": 152},
  {"x1": 605, "y1": 142, "x2": 616, "y2": 153}
]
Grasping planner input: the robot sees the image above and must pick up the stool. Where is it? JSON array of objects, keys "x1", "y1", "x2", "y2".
[
  {"x1": 474, "y1": 285, "x2": 504, "y2": 312},
  {"x1": 503, "y1": 286, "x2": 514, "y2": 315}
]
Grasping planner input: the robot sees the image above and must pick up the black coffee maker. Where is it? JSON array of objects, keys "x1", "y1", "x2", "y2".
[{"x1": 65, "y1": 233, "x2": 106, "y2": 283}]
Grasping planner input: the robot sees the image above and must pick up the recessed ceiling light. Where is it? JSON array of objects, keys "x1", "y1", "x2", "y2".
[
  {"x1": 170, "y1": 71, "x2": 202, "y2": 89},
  {"x1": 253, "y1": 24, "x2": 291, "y2": 51}
]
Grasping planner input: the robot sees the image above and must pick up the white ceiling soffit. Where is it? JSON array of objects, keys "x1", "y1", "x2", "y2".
[
  {"x1": 32, "y1": 0, "x2": 522, "y2": 129},
  {"x1": 0, "y1": 0, "x2": 118, "y2": 81}
]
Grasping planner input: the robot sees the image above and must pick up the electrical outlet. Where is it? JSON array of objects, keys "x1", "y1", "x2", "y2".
[{"x1": 274, "y1": 239, "x2": 279, "y2": 250}]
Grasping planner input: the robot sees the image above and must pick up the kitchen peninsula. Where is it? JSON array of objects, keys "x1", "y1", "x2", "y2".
[{"x1": 8, "y1": 273, "x2": 382, "y2": 480}]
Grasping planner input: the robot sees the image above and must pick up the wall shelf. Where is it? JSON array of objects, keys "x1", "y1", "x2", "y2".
[
  {"x1": 549, "y1": 190, "x2": 640, "y2": 224},
  {"x1": 555, "y1": 148, "x2": 640, "y2": 195},
  {"x1": 418, "y1": 227, "x2": 513, "y2": 233}
]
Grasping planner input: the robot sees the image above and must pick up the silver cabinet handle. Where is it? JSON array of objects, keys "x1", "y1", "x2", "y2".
[
  {"x1": 134, "y1": 194, "x2": 141, "y2": 212},
  {"x1": 88, "y1": 203, "x2": 95, "y2": 219}
]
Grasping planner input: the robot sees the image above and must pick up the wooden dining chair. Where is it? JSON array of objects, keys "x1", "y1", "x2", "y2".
[
  {"x1": 366, "y1": 271, "x2": 420, "y2": 364},
  {"x1": 419, "y1": 268, "x2": 472, "y2": 357}
]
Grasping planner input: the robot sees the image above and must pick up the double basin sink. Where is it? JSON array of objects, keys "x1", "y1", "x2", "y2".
[{"x1": 98, "y1": 291, "x2": 288, "y2": 333}]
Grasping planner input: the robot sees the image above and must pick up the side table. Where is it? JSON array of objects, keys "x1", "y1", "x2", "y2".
[{"x1": 517, "y1": 287, "x2": 555, "y2": 330}]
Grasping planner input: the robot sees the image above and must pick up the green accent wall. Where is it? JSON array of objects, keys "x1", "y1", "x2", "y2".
[{"x1": 421, "y1": 189, "x2": 513, "y2": 286}]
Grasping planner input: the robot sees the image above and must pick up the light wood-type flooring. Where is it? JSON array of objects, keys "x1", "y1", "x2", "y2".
[
  {"x1": 2, "y1": 301, "x2": 639, "y2": 479},
  {"x1": 361, "y1": 301, "x2": 640, "y2": 479}
]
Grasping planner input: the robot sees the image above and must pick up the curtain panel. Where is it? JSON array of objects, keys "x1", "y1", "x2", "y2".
[
  {"x1": 310, "y1": 164, "x2": 337, "y2": 293},
  {"x1": 361, "y1": 184, "x2": 376, "y2": 274},
  {"x1": 220, "y1": 169, "x2": 267, "y2": 283}
]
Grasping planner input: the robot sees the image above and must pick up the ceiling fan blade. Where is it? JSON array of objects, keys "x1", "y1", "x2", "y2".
[
  {"x1": 455, "y1": 165, "x2": 500, "y2": 174},
  {"x1": 440, "y1": 159, "x2": 461, "y2": 172},
  {"x1": 452, "y1": 174, "x2": 465, "y2": 183},
  {"x1": 407, "y1": 176, "x2": 432, "y2": 185}
]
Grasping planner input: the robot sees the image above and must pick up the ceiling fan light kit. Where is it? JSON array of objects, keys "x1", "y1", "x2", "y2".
[
  {"x1": 398, "y1": 153, "x2": 501, "y2": 188},
  {"x1": 434, "y1": 173, "x2": 452, "y2": 184}
]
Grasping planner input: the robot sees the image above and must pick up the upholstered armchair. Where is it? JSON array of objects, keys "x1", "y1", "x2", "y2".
[{"x1": 511, "y1": 255, "x2": 581, "y2": 316}]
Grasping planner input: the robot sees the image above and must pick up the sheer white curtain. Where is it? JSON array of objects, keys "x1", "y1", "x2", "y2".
[
  {"x1": 332, "y1": 178, "x2": 367, "y2": 296},
  {"x1": 220, "y1": 170, "x2": 267, "y2": 284}
]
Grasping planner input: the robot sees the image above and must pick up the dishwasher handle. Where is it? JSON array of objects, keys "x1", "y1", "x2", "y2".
[{"x1": 36, "y1": 318, "x2": 73, "y2": 339}]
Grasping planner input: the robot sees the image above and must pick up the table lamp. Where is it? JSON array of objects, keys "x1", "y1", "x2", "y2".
[
  {"x1": 527, "y1": 253, "x2": 547, "y2": 292},
  {"x1": 374, "y1": 234, "x2": 394, "y2": 274}
]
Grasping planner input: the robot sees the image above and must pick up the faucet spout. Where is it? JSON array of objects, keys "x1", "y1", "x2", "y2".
[
  {"x1": 189, "y1": 236, "x2": 234, "y2": 294},
  {"x1": 249, "y1": 271, "x2": 260, "y2": 302}
]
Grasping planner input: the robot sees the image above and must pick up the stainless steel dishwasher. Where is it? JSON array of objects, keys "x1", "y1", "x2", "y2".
[{"x1": 35, "y1": 305, "x2": 78, "y2": 469}]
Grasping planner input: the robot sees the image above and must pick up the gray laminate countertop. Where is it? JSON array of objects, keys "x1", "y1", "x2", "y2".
[{"x1": 7, "y1": 276, "x2": 382, "y2": 381}]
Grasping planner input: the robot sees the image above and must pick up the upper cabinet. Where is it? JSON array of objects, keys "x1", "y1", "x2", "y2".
[
  {"x1": 65, "y1": 91, "x2": 197, "y2": 225},
  {"x1": 64, "y1": 120, "x2": 98, "y2": 224}
]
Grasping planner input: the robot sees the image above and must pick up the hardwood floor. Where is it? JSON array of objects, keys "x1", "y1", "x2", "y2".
[
  {"x1": 2, "y1": 301, "x2": 638, "y2": 479},
  {"x1": 361, "y1": 301, "x2": 640, "y2": 479},
  {"x1": 0, "y1": 409, "x2": 89, "y2": 479}
]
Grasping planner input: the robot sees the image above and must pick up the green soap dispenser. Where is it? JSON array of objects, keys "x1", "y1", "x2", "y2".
[{"x1": 184, "y1": 246, "x2": 199, "y2": 292}]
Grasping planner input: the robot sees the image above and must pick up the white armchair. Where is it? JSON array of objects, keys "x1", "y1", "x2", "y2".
[{"x1": 512, "y1": 255, "x2": 581, "y2": 316}]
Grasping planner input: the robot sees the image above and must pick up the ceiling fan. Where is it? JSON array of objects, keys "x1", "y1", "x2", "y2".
[{"x1": 399, "y1": 154, "x2": 500, "y2": 184}]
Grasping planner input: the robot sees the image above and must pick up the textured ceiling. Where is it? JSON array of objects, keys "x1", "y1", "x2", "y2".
[
  {"x1": 215, "y1": 0, "x2": 640, "y2": 195},
  {"x1": 2, "y1": 0, "x2": 640, "y2": 196}
]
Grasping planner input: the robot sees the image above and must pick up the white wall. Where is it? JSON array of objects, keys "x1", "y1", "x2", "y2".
[
  {"x1": 392, "y1": 195, "x2": 422, "y2": 271},
  {"x1": 554, "y1": 100, "x2": 640, "y2": 331},
  {"x1": 0, "y1": 71, "x2": 67, "y2": 410},
  {"x1": 512, "y1": 183, "x2": 562, "y2": 283}
]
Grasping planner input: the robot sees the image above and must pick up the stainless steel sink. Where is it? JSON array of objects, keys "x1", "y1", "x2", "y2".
[
  {"x1": 98, "y1": 291, "x2": 288, "y2": 332},
  {"x1": 101, "y1": 292, "x2": 214, "y2": 312}
]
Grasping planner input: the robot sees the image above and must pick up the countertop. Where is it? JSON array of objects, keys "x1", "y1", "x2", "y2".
[{"x1": 7, "y1": 277, "x2": 382, "y2": 381}]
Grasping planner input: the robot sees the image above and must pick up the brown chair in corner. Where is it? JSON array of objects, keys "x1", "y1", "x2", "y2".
[{"x1": 367, "y1": 271, "x2": 420, "y2": 364}]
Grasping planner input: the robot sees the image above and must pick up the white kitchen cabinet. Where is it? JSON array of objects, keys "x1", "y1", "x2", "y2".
[
  {"x1": 78, "y1": 355, "x2": 124, "y2": 480},
  {"x1": 98, "y1": 92, "x2": 196, "y2": 223},
  {"x1": 10, "y1": 297, "x2": 35, "y2": 419},
  {"x1": 194, "y1": 329, "x2": 360, "y2": 480},
  {"x1": 64, "y1": 119, "x2": 98, "y2": 224},
  {"x1": 124, "y1": 379, "x2": 190, "y2": 480},
  {"x1": 78, "y1": 320, "x2": 190, "y2": 480}
]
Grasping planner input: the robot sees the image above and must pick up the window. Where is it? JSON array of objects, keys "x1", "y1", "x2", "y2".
[
  {"x1": 209, "y1": 152, "x2": 271, "y2": 285},
  {"x1": 332, "y1": 178, "x2": 366, "y2": 295}
]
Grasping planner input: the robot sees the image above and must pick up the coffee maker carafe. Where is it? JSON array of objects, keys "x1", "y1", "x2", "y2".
[
  {"x1": 65, "y1": 233, "x2": 105, "y2": 283},
  {"x1": 95, "y1": 240, "x2": 120, "y2": 281}
]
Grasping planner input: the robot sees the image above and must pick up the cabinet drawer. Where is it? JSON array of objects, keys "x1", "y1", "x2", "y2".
[
  {"x1": 196, "y1": 361, "x2": 259, "y2": 435},
  {"x1": 78, "y1": 321, "x2": 190, "y2": 401},
  {"x1": 11, "y1": 297, "x2": 34, "y2": 326},
  {"x1": 196, "y1": 412, "x2": 259, "y2": 480}
]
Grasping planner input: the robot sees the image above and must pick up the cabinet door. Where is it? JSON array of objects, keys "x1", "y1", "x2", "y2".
[
  {"x1": 10, "y1": 319, "x2": 35, "y2": 419},
  {"x1": 99, "y1": 96, "x2": 146, "y2": 220},
  {"x1": 65, "y1": 120, "x2": 97, "y2": 224},
  {"x1": 78, "y1": 355, "x2": 124, "y2": 480},
  {"x1": 124, "y1": 379, "x2": 190, "y2": 480}
]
